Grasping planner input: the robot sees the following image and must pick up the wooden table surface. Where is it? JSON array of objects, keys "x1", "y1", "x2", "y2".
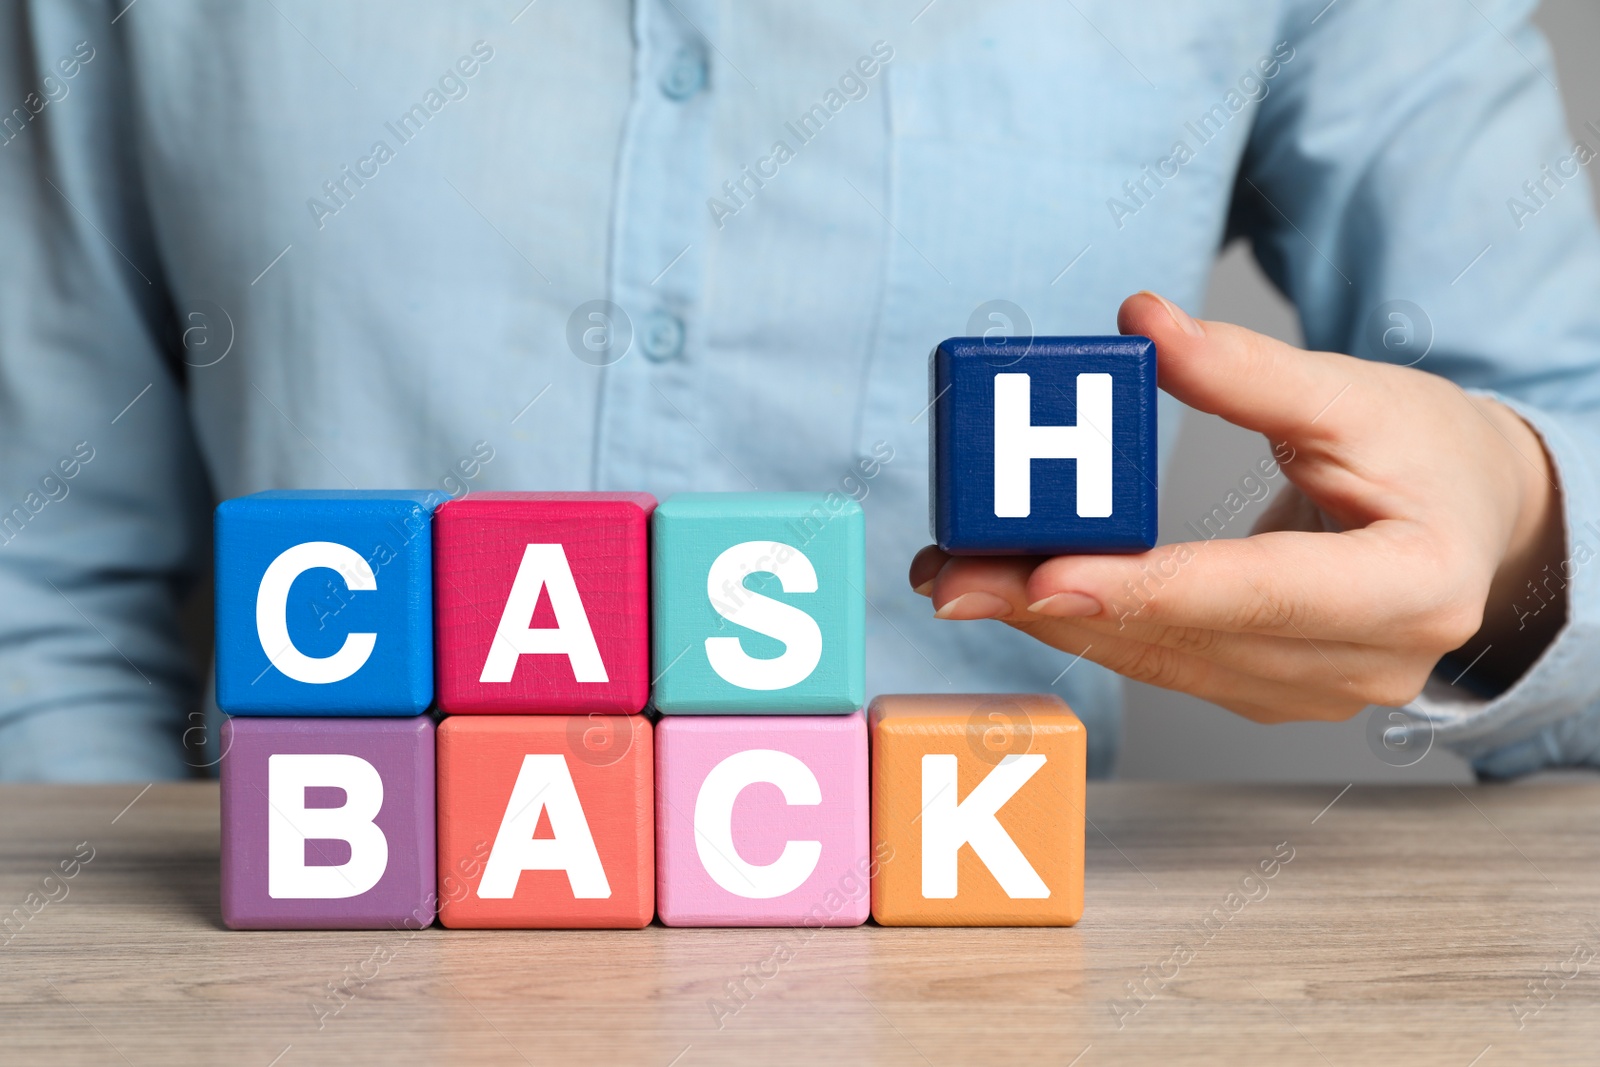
[{"x1": 3, "y1": 781, "x2": 1596, "y2": 1066}]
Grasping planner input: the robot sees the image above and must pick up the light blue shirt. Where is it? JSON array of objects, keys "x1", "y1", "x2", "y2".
[{"x1": 2, "y1": 0, "x2": 1598, "y2": 781}]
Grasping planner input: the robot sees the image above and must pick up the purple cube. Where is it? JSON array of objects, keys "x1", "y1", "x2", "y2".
[{"x1": 220, "y1": 717, "x2": 436, "y2": 930}]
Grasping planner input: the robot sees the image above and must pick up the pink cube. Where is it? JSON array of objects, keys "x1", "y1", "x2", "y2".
[{"x1": 655, "y1": 712, "x2": 870, "y2": 927}]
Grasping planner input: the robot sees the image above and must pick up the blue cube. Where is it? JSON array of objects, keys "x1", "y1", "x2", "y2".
[
  {"x1": 215, "y1": 490, "x2": 443, "y2": 716},
  {"x1": 651, "y1": 493, "x2": 865, "y2": 715},
  {"x1": 932, "y1": 336, "x2": 1157, "y2": 555}
]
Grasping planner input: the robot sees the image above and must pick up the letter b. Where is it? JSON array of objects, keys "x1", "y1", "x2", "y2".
[
  {"x1": 267, "y1": 754, "x2": 389, "y2": 899},
  {"x1": 220, "y1": 717, "x2": 438, "y2": 929}
]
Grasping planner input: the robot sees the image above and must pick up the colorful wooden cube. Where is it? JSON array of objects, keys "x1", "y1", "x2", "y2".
[
  {"x1": 932, "y1": 336, "x2": 1157, "y2": 554},
  {"x1": 215, "y1": 490, "x2": 442, "y2": 716},
  {"x1": 436, "y1": 715, "x2": 653, "y2": 928},
  {"x1": 655, "y1": 713, "x2": 870, "y2": 927},
  {"x1": 220, "y1": 716, "x2": 436, "y2": 930},
  {"x1": 434, "y1": 493, "x2": 655, "y2": 714},
  {"x1": 651, "y1": 493, "x2": 865, "y2": 715},
  {"x1": 869, "y1": 694, "x2": 1085, "y2": 926}
]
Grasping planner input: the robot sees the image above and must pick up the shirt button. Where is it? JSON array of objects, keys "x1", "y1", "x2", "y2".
[
  {"x1": 640, "y1": 311, "x2": 686, "y2": 362},
  {"x1": 659, "y1": 47, "x2": 707, "y2": 101}
]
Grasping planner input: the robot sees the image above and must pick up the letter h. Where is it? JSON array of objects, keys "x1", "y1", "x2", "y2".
[{"x1": 993, "y1": 373, "x2": 1113, "y2": 519}]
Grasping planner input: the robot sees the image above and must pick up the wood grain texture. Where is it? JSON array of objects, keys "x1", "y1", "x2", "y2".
[
  {"x1": 870, "y1": 694, "x2": 1085, "y2": 926},
  {"x1": 655, "y1": 713, "x2": 870, "y2": 927},
  {"x1": 932, "y1": 337, "x2": 1157, "y2": 555},
  {"x1": 433, "y1": 492, "x2": 655, "y2": 714},
  {"x1": 7, "y1": 781, "x2": 1600, "y2": 1065},
  {"x1": 436, "y1": 715, "x2": 653, "y2": 929}
]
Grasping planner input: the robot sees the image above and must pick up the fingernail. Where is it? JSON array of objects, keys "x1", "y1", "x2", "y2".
[
  {"x1": 1027, "y1": 592, "x2": 1102, "y2": 618},
  {"x1": 908, "y1": 545, "x2": 948, "y2": 597},
  {"x1": 934, "y1": 592, "x2": 1012, "y2": 621},
  {"x1": 1143, "y1": 291, "x2": 1205, "y2": 339}
]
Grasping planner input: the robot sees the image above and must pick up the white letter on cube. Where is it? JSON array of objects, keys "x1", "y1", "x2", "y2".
[
  {"x1": 479, "y1": 754, "x2": 612, "y2": 899},
  {"x1": 480, "y1": 544, "x2": 609, "y2": 684},
  {"x1": 256, "y1": 542, "x2": 378, "y2": 684},
  {"x1": 693, "y1": 749, "x2": 823, "y2": 898},
  {"x1": 993, "y1": 372, "x2": 1113, "y2": 518},
  {"x1": 267, "y1": 753, "x2": 389, "y2": 899},
  {"x1": 921, "y1": 753, "x2": 1050, "y2": 899},
  {"x1": 704, "y1": 541, "x2": 823, "y2": 691}
]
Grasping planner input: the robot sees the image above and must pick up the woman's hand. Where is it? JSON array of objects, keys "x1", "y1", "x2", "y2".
[{"x1": 910, "y1": 291, "x2": 1567, "y2": 723}]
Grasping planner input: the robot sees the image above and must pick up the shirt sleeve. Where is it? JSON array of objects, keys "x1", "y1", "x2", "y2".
[
  {"x1": 0, "y1": 1, "x2": 211, "y2": 780},
  {"x1": 1234, "y1": 0, "x2": 1600, "y2": 774}
]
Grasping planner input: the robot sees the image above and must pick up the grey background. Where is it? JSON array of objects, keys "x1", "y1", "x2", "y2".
[{"x1": 1118, "y1": 0, "x2": 1600, "y2": 782}]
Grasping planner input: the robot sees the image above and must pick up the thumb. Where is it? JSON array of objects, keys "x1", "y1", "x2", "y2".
[{"x1": 1118, "y1": 291, "x2": 1361, "y2": 443}]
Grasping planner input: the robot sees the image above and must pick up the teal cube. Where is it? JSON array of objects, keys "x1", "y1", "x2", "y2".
[{"x1": 651, "y1": 493, "x2": 865, "y2": 715}]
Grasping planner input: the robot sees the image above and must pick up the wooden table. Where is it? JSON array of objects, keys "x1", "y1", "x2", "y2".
[{"x1": 4, "y1": 782, "x2": 1596, "y2": 1065}]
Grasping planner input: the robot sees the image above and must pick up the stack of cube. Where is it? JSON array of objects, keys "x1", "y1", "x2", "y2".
[
  {"x1": 214, "y1": 488, "x2": 1087, "y2": 931},
  {"x1": 216, "y1": 329, "x2": 1169, "y2": 933}
]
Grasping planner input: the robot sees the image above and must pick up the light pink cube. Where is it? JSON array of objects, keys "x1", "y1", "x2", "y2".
[{"x1": 655, "y1": 713, "x2": 870, "y2": 927}]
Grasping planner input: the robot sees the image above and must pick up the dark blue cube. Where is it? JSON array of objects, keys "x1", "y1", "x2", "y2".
[
  {"x1": 215, "y1": 490, "x2": 444, "y2": 716},
  {"x1": 932, "y1": 336, "x2": 1158, "y2": 555}
]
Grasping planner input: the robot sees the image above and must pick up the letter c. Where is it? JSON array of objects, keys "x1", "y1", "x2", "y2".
[
  {"x1": 256, "y1": 541, "x2": 377, "y2": 683},
  {"x1": 693, "y1": 749, "x2": 822, "y2": 898}
]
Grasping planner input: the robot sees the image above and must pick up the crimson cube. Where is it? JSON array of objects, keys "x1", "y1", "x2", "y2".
[{"x1": 433, "y1": 493, "x2": 655, "y2": 714}]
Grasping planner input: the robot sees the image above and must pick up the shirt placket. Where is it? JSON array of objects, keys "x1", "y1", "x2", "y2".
[{"x1": 593, "y1": 0, "x2": 717, "y2": 494}]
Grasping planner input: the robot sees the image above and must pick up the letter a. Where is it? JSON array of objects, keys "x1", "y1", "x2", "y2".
[
  {"x1": 479, "y1": 754, "x2": 611, "y2": 899},
  {"x1": 480, "y1": 544, "x2": 608, "y2": 683}
]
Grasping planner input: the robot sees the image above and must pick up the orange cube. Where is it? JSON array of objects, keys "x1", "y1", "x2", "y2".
[{"x1": 869, "y1": 694, "x2": 1085, "y2": 926}]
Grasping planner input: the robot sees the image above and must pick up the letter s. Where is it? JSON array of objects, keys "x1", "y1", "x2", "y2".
[{"x1": 704, "y1": 541, "x2": 822, "y2": 690}]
